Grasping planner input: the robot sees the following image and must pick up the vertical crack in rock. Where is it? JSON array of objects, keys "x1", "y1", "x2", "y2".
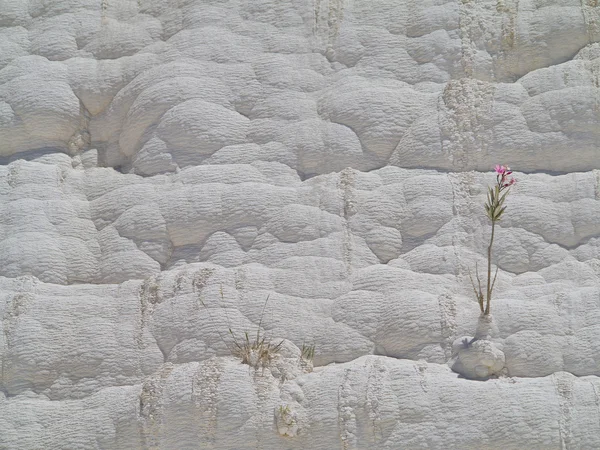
[
  {"x1": 173, "y1": 271, "x2": 187, "y2": 296},
  {"x1": 447, "y1": 171, "x2": 478, "y2": 237},
  {"x1": 139, "y1": 363, "x2": 174, "y2": 450},
  {"x1": 234, "y1": 267, "x2": 247, "y2": 292},
  {"x1": 459, "y1": 0, "x2": 525, "y2": 81},
  {"x1": 590, "y1": 57, "x2": 600, "y2": 142},
  {"x1": 582, "y1": 0, "x2": 600, "y2": 43},
  {"x1": 1, "y1": 277, "x2": 37, "y2": 391},
  {"x1": 138, "y1": 275, "x2": 164, "y2": 356},
  {"x1": 493, "y1": 0, "x2": 520, "y2": 80},
  {"x1": 6, "y1": 161, "x2": 19, "y2": 188},
  {"x1": 314, "y1": 0, "x2": 322, "y2": 35},
  {"x1": 1, "y1": 290, "x2": 35, "y2": 390},
  {"x1": 327, "y1": 0, "x2": 345, "y2": 62},
  {"x1": 553, "y1": 373, "x2": 575, "y2": 450},
  {"x1": 447, "y1": 170, "x2": 480, "y2": 296},
  {"x1": 458, "y1": 0, "x2": 484, "y2": 79},
  {"x1": 101, "y1": 0, "x2": 109, "y2": 24},
  {"x1": 414, "y1": 360, "x2": 429, "y2": 393},
  {"x1": 314, "y1": 0, "x2": 346, "y2": 62},
  {"x1": 552, "y1": 292, "x2": 568, "y2": 321},
  {"x1": 338, "y1": 168, "x2": 357, "y2": 276},
  {"x1": 338, "y1": 367, "x2": 358, "y2": 450},
  {"x1": 67, "y1": 101, "x2": 92, "y2": 156},
  {"x1": 251, "y1": 371, "x2": 277, "y2": 449},
  {"x1": 192, "y1": 359, "x2": 223, "y2": 448},
  {"x1": 192, "y1": 268, "x2": 216, "y2": 307},
  {"x1": 590, "y1": 378, "x2": 600, "y2": 433},
  {"x1": 437, "y1": 293, "x2": 458, "y2": 360},
  {"x1": 364, "y1": 358, "x2": 385, "y2": 445},
  {"x1": 441, "y1": 79, "x2": 496, "y2": 170}
]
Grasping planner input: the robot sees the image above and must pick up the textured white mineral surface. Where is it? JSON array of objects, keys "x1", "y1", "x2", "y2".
[{"x1": 1, "y1": 0, "x2": 600, "y2": 448}]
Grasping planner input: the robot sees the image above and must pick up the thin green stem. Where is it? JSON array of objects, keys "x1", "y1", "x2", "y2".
[{"x1": 485, "y1": 220, "x2": 496, "y2": 315}]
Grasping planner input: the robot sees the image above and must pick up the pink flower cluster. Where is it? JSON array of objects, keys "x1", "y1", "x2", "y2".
[{"x1": 494, "y1": 165, "x2": 516, "y2": 188}]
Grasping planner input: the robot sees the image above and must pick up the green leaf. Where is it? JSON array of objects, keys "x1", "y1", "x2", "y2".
[
  {"x1": 494, "y1": 206, "x2": 506, "y2": 221},
  {"x1": 499, "y1": 189, "x2": 510, "y2": 205}
]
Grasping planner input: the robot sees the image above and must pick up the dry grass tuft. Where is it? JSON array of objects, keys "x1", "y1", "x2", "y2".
[
  {"x1": 231, "y1": 330, "x2": 284, "y2": 369},
  {"x1": 227, "y1": 293, "x2": 283, "y2": 369}
]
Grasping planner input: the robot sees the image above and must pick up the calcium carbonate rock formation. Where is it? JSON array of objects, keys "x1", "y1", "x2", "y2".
[
  {"x1": 451, "y1": 336, "x2": 506, "y2": 379},
  {"x1": 1, "y1": 0, "x2": 600, "y2": 448}
]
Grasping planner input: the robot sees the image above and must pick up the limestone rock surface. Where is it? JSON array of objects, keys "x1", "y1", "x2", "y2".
[{"x1": 1, "y1": 0, "x2": 600, "y2": 448}]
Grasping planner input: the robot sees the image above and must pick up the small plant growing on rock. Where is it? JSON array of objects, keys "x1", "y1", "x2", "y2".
[
  {"x1": 298, "y1": 342, "x2": 316, "y2": 373},
  {"x1": 300, "y1": 343, "x2": 315, "y2": 362},
  {"x1": 231, "y1": 328, "x2": 284, "y2": 369},
  {"x1": 275, "y1": 404, "x2": 299, "y2": 437},
  {"x1": 210, "y1": 286, "x2": 312, "y2": 373},
  {"x1": 228, "y1": 293, "x2": 284, "y2": 370},
  {"x1": 469, "y1": 165, "x2": 516, "y2": 315}
]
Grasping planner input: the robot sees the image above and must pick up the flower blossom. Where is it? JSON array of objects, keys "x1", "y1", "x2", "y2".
[
  {"x1": 495, "y1": 164, "x2": 515, "y2": 189},
  {"x1": 494, "y1": 165, "x2": 506, "y2": 174}
]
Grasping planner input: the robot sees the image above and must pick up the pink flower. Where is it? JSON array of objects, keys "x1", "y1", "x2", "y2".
[
  {"x1": 502, "y1": 177, "x2": 516, "y2": 188},
  {"x1": 495, "y1": 164, "x2": 516, "y2": 189}
]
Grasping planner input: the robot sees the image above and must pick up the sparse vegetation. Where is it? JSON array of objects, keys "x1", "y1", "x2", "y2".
[
  {"x1": 276, "y1": 404, "x2": 299, "y2": 437},
  {"x1": 223, "y1": 289, "x2": 284, "y2": 370},
  {"x1": 230, "y1": 328, "x2": 284, "y2": 369},
  {"x1": 470, "y1": 165, "x2": 516, "y2": 315},
  {"x1": 200, "y1": 285, "x2": 315, "y2": 371},
  {"x1": 278, "y1": 405, "x2": 294, "y2": 420},
  {"x1": 300, "y1": 343, "x2": 315, "y2": 362}
]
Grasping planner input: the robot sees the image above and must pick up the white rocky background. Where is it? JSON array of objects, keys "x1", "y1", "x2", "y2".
[{"x1": 1, "y1": 0, "x2": 600, "y2": 448}]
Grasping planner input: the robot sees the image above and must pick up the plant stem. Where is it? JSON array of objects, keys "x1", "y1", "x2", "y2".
[{"x1": 485, "y1": 220, "x2": 495, "y2": 315}]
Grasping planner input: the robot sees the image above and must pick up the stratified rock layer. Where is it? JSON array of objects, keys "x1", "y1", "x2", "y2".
[{"x1": 1, "y1": 1, "x2": 599, "y2": 448}]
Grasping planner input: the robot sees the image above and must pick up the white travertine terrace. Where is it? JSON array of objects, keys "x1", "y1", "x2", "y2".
[{"x1": 0, "y1": 0, "x2": 600, "y2": 448}]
